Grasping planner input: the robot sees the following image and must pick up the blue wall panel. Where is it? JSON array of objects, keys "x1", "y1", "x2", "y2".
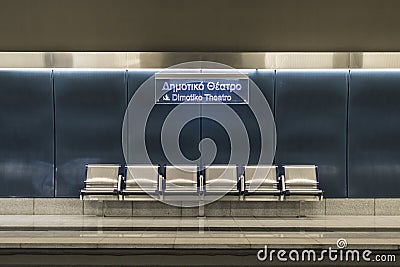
[
  {"x1": 2, "y1": 68, "x2": 400, "y2": 198},
  {"x1": 201, "y1": 70, "x2": 275, "y2": 166},
  {"x1": 275, "y1": 70, "x2": 348, "y2": 197},
  {"x1": 348, "y1": 70, "x2": 400, "y2": 197},
  {"x1": 0, "y1": 70, "x2": 54, "y2": 197},
  {"x1": 127, "y1": 70, "x2": 201, "y2": 166},
  {"x1": 54, "y1": 70, "x2": 126, "y2": 197}
]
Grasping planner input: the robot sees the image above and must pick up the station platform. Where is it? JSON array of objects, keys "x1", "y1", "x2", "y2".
[{"x1": 0, "y1": 215, "x2": 399, "y2": 266}]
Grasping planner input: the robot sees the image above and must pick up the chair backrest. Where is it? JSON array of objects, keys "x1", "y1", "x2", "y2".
[
  {"x1": 86, "y1": 164, "x2": 120, "y2": 181},
  {"x1": 165, "y1": 165, "x2": 198, "y2": 184},
  {"x1": 245, "y1": 165, "x2": 278, "y2": 184},
  {"x1": 125, "y1": 165, "x2": 159, "y2": 183},
  {"x1": 283, "y1": 165, "x2": 318, "y2": 189},
  {"x1": 205, "y1": 165, "x2": 238, "y2": 191}
]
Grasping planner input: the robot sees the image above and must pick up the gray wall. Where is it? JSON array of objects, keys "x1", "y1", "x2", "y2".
[
  {"x1": 2, "y1": 198, "x2": 400, "y2": 216},
  {"x1": 0, "y1": 0, "x2": 400, "y2": 52}
]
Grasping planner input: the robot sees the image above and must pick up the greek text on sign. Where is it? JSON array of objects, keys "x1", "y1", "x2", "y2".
[{"x1": 155, "y1": 73, "x2": 249, "y2": 104}]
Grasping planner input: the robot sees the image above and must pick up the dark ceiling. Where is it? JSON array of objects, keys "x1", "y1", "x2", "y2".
[{"x1": 0, "y1": 0, "x2": 399, "y2": 52}]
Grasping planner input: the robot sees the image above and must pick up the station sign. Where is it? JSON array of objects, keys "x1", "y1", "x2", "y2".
[{"x1": 155, "y1": 73, "x2": 249, "y2": 104}]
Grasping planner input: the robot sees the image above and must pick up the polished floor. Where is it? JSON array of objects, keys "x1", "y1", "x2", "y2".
[
  {"x1": 0, "y1": 215, "x2": 399, "y2": 250},
  {"x1": 0, "y1": 215, "x2": 399, "y2": 266}
]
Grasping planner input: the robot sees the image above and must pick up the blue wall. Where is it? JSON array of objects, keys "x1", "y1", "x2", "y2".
[
  {"x1": 0, "y1": 69, "x2": 399, "y2": 197},
  {"x1": 348, "y1": 70, "x2": 400, "y2": 197},
  {"x1": 275, "y1": 70, "x2": 348, "y2": 198},
  {"x1": 54, "y1": 70, "x2": 127, "y2": 197},
  {"x1": 127, "y1": 70, "x2": 201, "y2": 166},
  {"x1": 201, "y1": 70, "x2": 275, "y2": 166},
  {"x1": 0, "y1": 70, "x2": 54, "y2": 197}
]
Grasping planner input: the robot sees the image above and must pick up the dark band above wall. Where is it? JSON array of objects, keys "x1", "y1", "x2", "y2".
[{"x1": 0, "y1": 0, "x2": 400, "y2": 52}]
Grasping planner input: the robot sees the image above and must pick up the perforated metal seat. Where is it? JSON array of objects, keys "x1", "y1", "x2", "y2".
[
  {"x1": 164, "y1": 165, "x2": 199, "y2": 194},
  {"x1": 204, "y1": 165, "x2": 238, "y2": 194}
]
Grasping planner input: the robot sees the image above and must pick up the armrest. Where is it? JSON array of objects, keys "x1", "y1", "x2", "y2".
[
  {"x1": 117, "y1": 174, "x2": 123, "y2": 192},
  {"x1": 240, "y1": 175, "x2": 245, "y2": 193},
  {"x1": 280, "y1": 175, "x2": 286, "y2": 191},
  {"x1": 199, "y1": 175, "x2": 204, "y2": 192},
  {"x1": 158, "y1": 174, "x2": 164, "y2": 192}
]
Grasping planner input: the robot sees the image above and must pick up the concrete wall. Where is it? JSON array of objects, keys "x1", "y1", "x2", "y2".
[{"x1": 1, "y1": 198, "x2": 399, "y2": 216}]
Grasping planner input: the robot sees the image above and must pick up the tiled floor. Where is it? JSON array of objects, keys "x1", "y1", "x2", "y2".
[{"x1": 0, "y1": 215, "x2": 399, "y2": 250}]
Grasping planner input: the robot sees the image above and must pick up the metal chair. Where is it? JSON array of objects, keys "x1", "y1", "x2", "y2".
[
  {"x1": 282, "y1": 165, "x2": 323, "y2": 201},
  {"x1": 242, "y1": 165, "x2": 281, "y2": 200},
  {"x1": 122, "y1": 165, "x2": 162, "y2": 200},
  {"x1": 80, "y1": 164, "x2": 122, "y2": 200},
  {"x1": 204, "y1": 165, "x2": 239, "y2": 195},
  {"x1": 164, "y1": 165, "x2": 199, "y2": 193}
]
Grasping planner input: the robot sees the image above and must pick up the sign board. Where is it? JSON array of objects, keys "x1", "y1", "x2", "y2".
[{"x1": 155, "y1": 73, "x2": 249, "y2": 104}]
